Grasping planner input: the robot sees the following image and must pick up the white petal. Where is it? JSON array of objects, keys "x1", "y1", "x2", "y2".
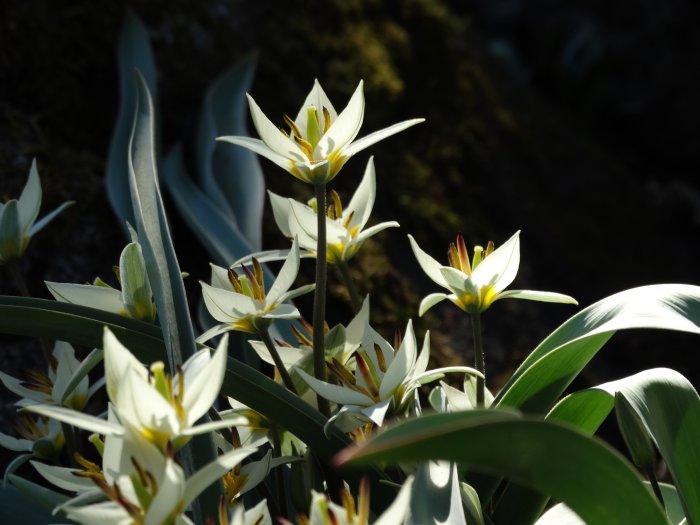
[
  {"x1": 249, "y1": 340, "x2": 307, "y2": 368},
  {"x1": 31, "y1": 460, "x2": 95, "y2": 492},
  {"x1": 182, "y1": 335, "x2": 228, "y2": 424},
  {"x1": 294, "y1": 79, "x2": 338, "y2": 131},
  {"x1": 315, "y1": 80, "x2": 365, "y2": 158},
  {"x1": 23, "y1": 404, "x2": 124, "y2": 436},
  {"x1": 414, "y1": 330, "x2": 431, "y2": 377},
  {"x1": 408, "y1": 235, "x2": 449, "y2": 288},
  {"x1": 180, "y1": 416, "x2": 249, "y2": 436},
  {"x1": 265, "y1": 238, "x2": 300, "y2": 305},
  {"x1": 0, "y1": 432, "x2": 32, "y2": 452},
  {"x1": 343, "y1": 118, "x2": 425, "y2": 157},
  {"x1": 65, "y1": 501, "x2": 131, "y2": 525},
  {"x1": 345, "y1": 156, "x2": 376, "y2": 231},
  {"x1": 275, "y1": 283, "x2": 315, "y2": 304},
  {"x1": 201, "y1": 282, "x2": 260, "y2": 322},
  {"x1": 217, "y1": 136, "x2": 294, "y2": 173},
  {"x1": 418, "y1": 293, "x2": 450, "y2": 316},
  {"x1": 351, "y1": 221, "x2": 399, "y2": 246},
  {"x1": 145, "y1": 459, "x2": 186, "y2": 525},
  {"x1": 183, "y1": 446, "x2": 257, "y2": 507},
  {"x1": 28, "y1": 201, "x2": 74, "y2": 237},
  {"x1": 18, "y1": 159, "x2": 41, "y2": 231},
  {"x1": 0, "y1": 370, "x2": 48, "y2": 403},
  {"x1": 209, "y1": 263, "x2": 233, "y2": 290},
  {"x1": 245, "y1": 94, "x2": 305, "y2": 161},
  {"x1": 472, "y1": 230, "x2": 520, "y2": 292},
  {"x1": 103, "y1": 327, "x2": 148, "y2": 403},
  {"x1": 46, "y1": 281, "x2": 125, "y2": 314},
  {"x1": 440, "y1": 267, "x2": 478, "y2": 298},
  {"x1": 116, "y1": 372, "x2": 179, "y2": 438},
  {"x1": 289, "y1": 198, "x2": 347, "y2": 244},
  {"x1": 196, "y1": 323, "x2": 232, "y2": 344},
  {"x1": 360, "y1": 397, "x2": 392, "y2": 426},
  {"x1": 268, "y1": 191, "x2": 293, "y2": 238},
  {"x1": 373, "y1": 476, "x2": 414, "y2": 525},
  {"x1": 294, "y1": 367, "x2": 373, "y2": 406},
  {"x1": 231, "y1": 248, "x2": 298, "y2": 267},
  {"x1": 262, "y1": 303, "x2": 301, "y2": 320},
  {"x1": 380, "y1": 320, "x2": 416, "y2": 399},
  {"x1": 497, "y1": 289, "x2": 578, "y2": 305}
]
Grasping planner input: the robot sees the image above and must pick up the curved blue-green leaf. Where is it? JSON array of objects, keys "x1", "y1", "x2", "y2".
[
  {"x1": 128, "y1": 71, "x2": 196, "y2": 369},
  {"x1": 161, "y1": 145, "x2": 256, "y2": 267},
  {"x1": 197, "y1": 54, "x2": 264, "y2": 250},
  {"x1": 497, "y1": 284, "x2": 700, "y2": 413},
  {"x1": 7, "y1": 474, "x2": 68, "y2": 519},
  {"x1": 106, "y1": 10, "x2": 157, "y2": 233},
  {"x1": 339, "y1": 411, "x2": 669, "y2": 525},
  {"x1": 0, "y1": 485, "x2": 61, "y2": 524},
  {"x1": 498, "y1": 368, "x2": 700, "y2": 525}
]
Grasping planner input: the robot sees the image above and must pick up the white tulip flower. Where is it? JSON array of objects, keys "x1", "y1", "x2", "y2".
[
  {"x1": 0, "y1": 159, "x2": 73, "y2": 264},
  {"x1": 409, "y1": 230, "x2": 578, "y2": 315},
  {"x1": 218, "y1": 79, "x2": 424, "y2": 184}
]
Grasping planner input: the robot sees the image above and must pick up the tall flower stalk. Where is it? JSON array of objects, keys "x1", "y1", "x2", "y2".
[{"x1": 312, "y1": 183, "x2": 331, "y2": 417}]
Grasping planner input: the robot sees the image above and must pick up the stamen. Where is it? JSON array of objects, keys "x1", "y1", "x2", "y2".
[
  {"x1": 322, "y1": 106, "x2": 332, "y2": 133},
  {"x1": 355, "y1": 352, "x2": 380, "y2": 400},
  {"x1": 291, "y1": 324, "x2": 313, "y2": 347},
  {"x1": 343, "y1": 210, "x2": 355, "y2": 229},
  {"x1": 341, "y1": 487, "x2": 355, "y2": 523},
  {"x1": 357, "y1": 477, "x2": 370, "y2": 524},
  {"x1": 328, "y1": 358, "x2": 357, "y2": 387},
  {"x1": 112, "y1": 265, "x2": 122, "y2": 285},
  {"x1": 456, "y1": 233, "x2": 472, "y2": 275},
  {"x1": 374, "y1": 344, "x2": 387, "y2": 373},
  {"x1": 218, "y1": 496, "x2": 229, "y2": 525},
  {"x1": 283, "y1": 114, "x2": 302, "y2": 139},
  {"x1": 252, "y1": 257, "x2": 265, "y2": 296},
  {"x1": 329, "y1": 190, "x2": 343, "y2": 219},
  {"x1": 228, "y1": 269, "x2": 243, "y2": 294},
  {"x1": 485, "y1": 240, "x2": 495, "y2": 257},
  {"x1": 293, "y1": 135, "x2": 315, "y2": 160},
  {"x1": 240, "y1": 264, "x2": 262, "y2": 300},
  {"x1": 394, "y1": 330, "x2": 403, "y2": 354}
]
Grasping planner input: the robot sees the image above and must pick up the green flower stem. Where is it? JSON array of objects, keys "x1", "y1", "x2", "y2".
[
  {"x1": 471, "y1": 312, "x2": 486, "y2": 407},
  {"x1": 5, "y1": 259, "x2": 52, "y2": 364},
  {"x1": 270, "y1": 424, "x2": 288, "y2": 519},
  {"x1": 337, "y1": 261, "x2": 361, "y2": 314},
  {"x1": 312, "y1": 182, "x2": 331, "y2": 418},
  {"x1": 259, "y1": 327, "x2": 298, "y2": 395}
]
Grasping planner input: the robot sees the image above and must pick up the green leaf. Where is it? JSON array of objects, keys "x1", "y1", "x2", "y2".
[
  {"x1": 106, "y1": 10, "x2": 157, "y2": 232},
  {"x1": 128, "y1": 71, "x2": 196, "y2": 368},
  {"x1": 0, "y1": 483, "x2": 63, "y2": 525},
  {"x1": 500, "y1": 368, "x2": 700, "y2": 525},
  {"x1": 0, "y1": 296, "x2": 164, "y2": 356},
  {"x1": 196, "y1": 54, "x2": 264, "y2": 251},
  {"x1": 161, "y1": 145, "x2": 255, "y2": 267},
  {"x1": 497, "y1": 284, "x2": 700, "y2": 413},
  {"x1": 339, "y1": 411, "x2": 669, "y2": 525},
  {"x1": 7, "y1": 473, "x2": 68, "y2": 517},
  {"x1": 409, "y1": 462, "x2": 466, "y2": 524}
]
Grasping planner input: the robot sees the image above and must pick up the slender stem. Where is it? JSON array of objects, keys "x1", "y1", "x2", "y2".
[
  {"x1": 470, "y1": 312, "x2": 485, "y2": 408},
  {"x1": 259, "y1": 327, "x2": 298, "y2": 395},
  {"x1": 312, "y1": 183, "x2": 331, "y2": 417},
  {"x1": 645, "y1": 467, "x2": 665, "y2": 509},
  {"x1": 270, "y1": 424, "x2": 288, "y2": 519},
  {"x1": 6, "y1": 259, "x2": 52, "y2": 364},
  {"x1": 337, "y1": 261, "x2": 361, "y2": 314}
]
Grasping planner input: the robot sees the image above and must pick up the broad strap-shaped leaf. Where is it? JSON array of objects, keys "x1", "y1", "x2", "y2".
[
  {"x1": 128, "y1": 71, "x2": 196, "y2": 369},
  {"x1": 106, "y1": 10, "x2": 157, "y2": 233},
  {"x1": 498, "y1": 368, "x2": 700, "y2": 525},
  {"x1": 497, "y1": 284, "x2": 700, "y2": 413},
  {"x1": 196, "y1": 55, "x2": 265, "y2": 250},
  {"x1": 338, "y1": 411, "x2": 669, "y2": 525}
]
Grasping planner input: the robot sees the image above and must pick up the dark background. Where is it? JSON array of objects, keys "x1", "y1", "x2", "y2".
[{"x1": 2, "y1": 0, "x2": 700, "y2": 438}]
